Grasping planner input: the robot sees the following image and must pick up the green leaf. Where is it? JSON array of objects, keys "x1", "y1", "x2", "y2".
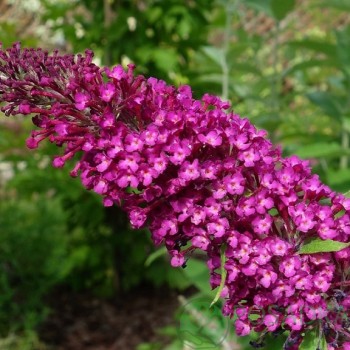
[
  {"x1": 283, "y1": 59, "x2": 337, "y2": 77},
  {"x1": 270, "y1": 0, "x2": 295, "y2": 20},
  {"x1": 335, "y1": 26, "x2": 350, "y2": 74},
  {"x1": 318, "y1": 0, "x2": 350, "y2": 11},
  {"x1": 307, "y1": 91, "x2": 342, "y2": 120},
  {"x1": 230, "y1": 63, "x2": 262, "y2": 75},
  {"x1": 343, "y1": 116, "x2": 350, "y2": 133},
  {"x1": 196, "y1": 74, "x2": 224, "y2": 84},
  {"x1": 300, "y1": 328, "x2": 327, "y2": 350},
  {"x1": 287, "y1": 40, "x2": 337, "y2": 58},
  {"x1": 201, "y1": 46, "x2": 225, "y2": 67},
  {"x1": 319, "y1": 334, "x2": 328, "y2": 350},
  {"x1": 244, "y1": 0, "x2": 273, "y2": 17},
  {"x1": 137, "y1": 343, "x2": 162, "y2": 350},
  {"x1": 157, "y1": 325, "x2": 178, "y2": 337},
  {"x1": 146, "y1": 6, "x2": 163, "y2": 23},
  {"x1": 144, "y1": 246, "x2": 167, "y2": 267},
  {"x1": 295, "y1": 142, "x2": 345, "y2": 159},
  {"x1": 163, "y1": 340, "x2": 183, "y2": 350},
  {"x1": 166, "y1": 268, "x2": 192, "y2": 291},
  {"x1": 178, "y1": 18, "x2": 192, "y2": 39},
  {"x1": 263, "y1": 333, "x2": 288, "y2": 349},
  {"x1": 182, "y1": 259, "x2": 215, "y2": 297},
  {"x1": 298, "y1": 238, "x2": 350, "y2": 254},
  {"x1": 327, "y1": 168, "x2": 350, "y2": 186},
  {"x1": 152, "y1": 48, "x2": 178, "y2": 72},
  {"x1": 210, "y1": 245, "x2": 227, "y2": 307}
]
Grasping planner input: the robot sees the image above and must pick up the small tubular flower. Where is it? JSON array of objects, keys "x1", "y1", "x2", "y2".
[{"x1": 1, "y1": 43, "x2": 350, "y2": 348}]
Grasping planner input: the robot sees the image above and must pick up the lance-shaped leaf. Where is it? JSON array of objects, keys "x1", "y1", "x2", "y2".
[
  {"x1": 298, "y1": 238, "x2": 350, "y2": 254},
  {"x1": 144, "y1": 246, "x2": 167, "y2": 266},
  {"x1": 210, "y1": 245, "x2": 227, "y2": 308},
  {"x1": 300, "y1": 328, "x2": 327, "y2": 350},
  {"x1": 270, "y1": 0, "x2": 295, "y2": 21}
]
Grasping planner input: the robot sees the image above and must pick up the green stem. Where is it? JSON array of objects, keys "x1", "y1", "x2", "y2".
[
  {"x1": 340, "y1": 126, "x2": 349, "y2": 169},
  {"x1": 221, "y1": 0, "x2": 239, "y2": 100},
  {"x1": 103, "y1": 0, "x2": 114, "y2": 66},
  {"x1": 271, "y1": 20, "x2": 281, "y2": 114},
  {"x1": 178, "y1": 295, "x2": 239, "y2": 350},
  {"x1": 340, "y1": 75, "x2": 350, "y2": 169},
  {"x1": 210, "y1": 244, "x2": 227, "y2": 308}
]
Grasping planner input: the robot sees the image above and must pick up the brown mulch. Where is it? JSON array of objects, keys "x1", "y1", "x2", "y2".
[{"x1": 39, "y1": 286, "x2": 179, "y2": 350}]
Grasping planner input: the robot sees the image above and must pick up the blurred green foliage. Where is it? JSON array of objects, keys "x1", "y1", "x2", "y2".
[
  {"x1": 1, "y1": 0, "x2": 350, "y2": 349},
  {"x1": 0, "y1": 194, "x2": 68, "y2": 334},
  {"x1": 42, "y1": 0, "x2": 214, "y2": 80},
  {"x1": 0, "y1": 120, "x2": 192, "y2": 336}
]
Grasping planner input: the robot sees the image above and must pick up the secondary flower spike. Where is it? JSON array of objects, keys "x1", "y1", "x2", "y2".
[{"x1": 1, "y1": 43, "x2": 350, "y2": 349}]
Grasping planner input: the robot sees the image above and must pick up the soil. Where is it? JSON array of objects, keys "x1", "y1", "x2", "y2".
[{"x1": 39, "y1": 286, "x2": 179, "y2": 350}]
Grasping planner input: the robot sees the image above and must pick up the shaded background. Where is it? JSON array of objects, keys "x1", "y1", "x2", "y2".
[{"x1": 0, "y1": 0, "x2": 350, "y2": 349}]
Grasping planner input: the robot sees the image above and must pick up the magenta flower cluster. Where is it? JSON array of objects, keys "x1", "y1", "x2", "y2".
[{"x1": 1, "y1": 43, "x2": 350, "y2": 349}]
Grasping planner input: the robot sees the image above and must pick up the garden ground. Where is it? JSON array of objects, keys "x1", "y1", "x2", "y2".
[{"x1": 39, "y1": 286, "x2": 179, "y2": 350}]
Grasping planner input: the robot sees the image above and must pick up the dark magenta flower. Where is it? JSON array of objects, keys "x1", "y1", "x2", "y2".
[{"x1": 2, "y1": 43, "x2": 350, "y2": 348}]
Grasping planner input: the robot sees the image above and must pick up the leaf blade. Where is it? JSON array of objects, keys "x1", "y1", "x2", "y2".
[
  {"x1": 144, "y1": 246, "x2": 167, "y2": 267},
  {"x1": 298, "y1": 238, "x2": 350, "y2": 254},
  {"x1": 210, "y1": 245, "x2": 227, "y2": 307},
  {"x1": 270, "y1": 0, "x2": 295, "y2": 20},
  {"x1": 300, "y1": 327, "x2": 327, "y2": 350}
]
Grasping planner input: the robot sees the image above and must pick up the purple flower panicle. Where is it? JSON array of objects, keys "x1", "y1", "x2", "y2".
[{"x1": 1, "y1": 43, "x2": 350, "y2": 348}]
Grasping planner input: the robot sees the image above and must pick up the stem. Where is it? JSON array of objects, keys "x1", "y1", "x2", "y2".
[
  {"x1": 271, "y1": 20, "x2": 281, "y2": 114},
  {"x1": 103, "y1": 0, "x2": 114, "y2": 66},
  {"x1": 210, "y1": 244, "x2": 227, "y2": 308},
  {"x1": 340, "y1": 75, "x2": 350, "y2": 169},
  {"x1": 221, "y1": 0, "x2": 238, "y2": 100},
  {"x1": 340, "y1": 127, "x2": 349, "y2": 169},
  {"x1": 320, "y1": 158, "x2": 329, "y2": 174},
  {"x1": 178, "y1": 295, "x2": 240, "y2": 350}
]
